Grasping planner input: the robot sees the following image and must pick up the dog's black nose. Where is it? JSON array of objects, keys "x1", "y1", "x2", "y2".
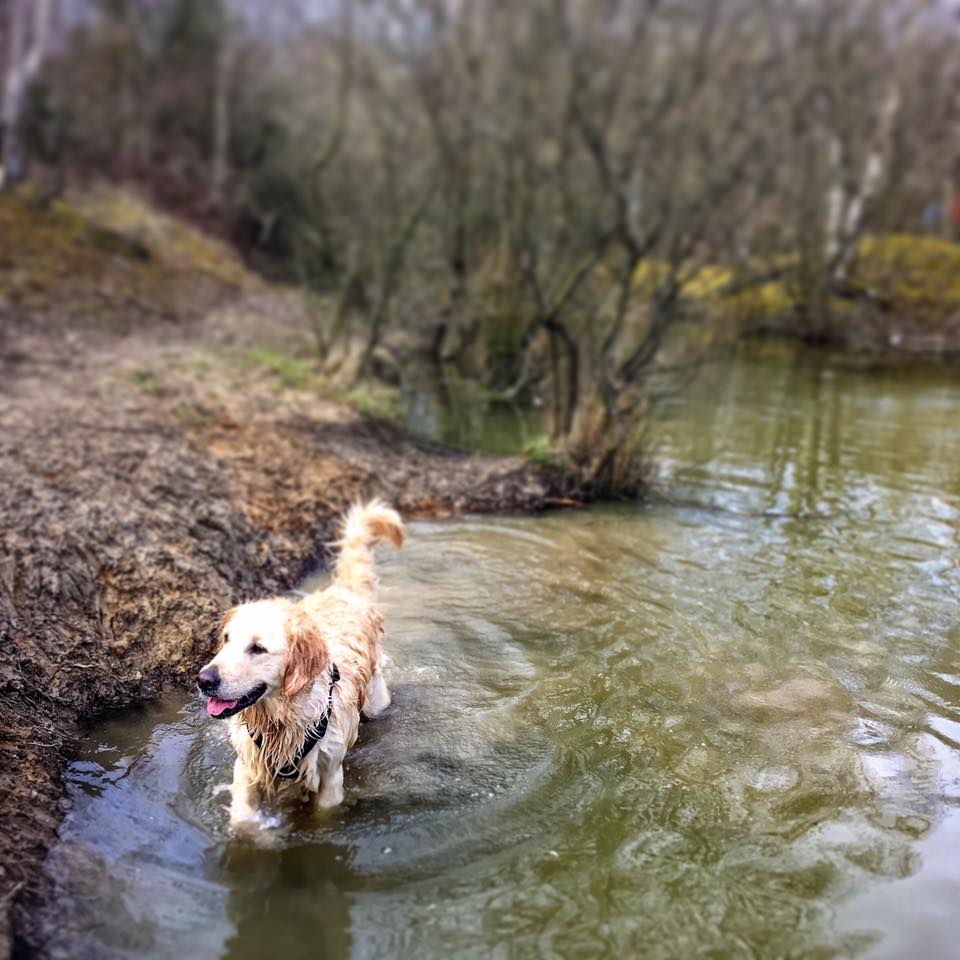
[{"x1": 197, "y1": 666, "x2": 220, "y2": 694}]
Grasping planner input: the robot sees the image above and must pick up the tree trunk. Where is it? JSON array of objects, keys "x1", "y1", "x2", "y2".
[
  {"x1": 209, "y1": 32, "x2": 236, "y2": 209},
  {"x1": 825, "y1": 85, "x2": 901, "y2": 286},
  {"x1": 1, "y1": 0, "x2": 54, "y2": 190}
]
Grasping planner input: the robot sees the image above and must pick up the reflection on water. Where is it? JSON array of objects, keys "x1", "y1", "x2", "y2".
[
  {"x1": 402, "y1": 367, "x2": 545, "y2": 455},
  {"x1": 44, "y1": 347, "x2": 960, "y2": 959}
]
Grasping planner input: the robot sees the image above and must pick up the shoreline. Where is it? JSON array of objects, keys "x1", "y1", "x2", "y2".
[{"x1": 0, "y1": 313, "x2": 583, "y2": 958}]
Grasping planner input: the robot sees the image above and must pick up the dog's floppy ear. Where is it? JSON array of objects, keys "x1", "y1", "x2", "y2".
[
  {"x1": 216, "y1": 609, "x2": 236, "y2": 648},
  {"x1": 282, "y1": 611, "x2": 329, "y2": 698}
]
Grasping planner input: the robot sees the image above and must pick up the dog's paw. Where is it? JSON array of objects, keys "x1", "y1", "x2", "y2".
[
  {"x1": 228, "y1": 815, "x2": 259, "y2": 834},
  {"x1": 229, "y1": 808, "x2": 264, "y2": 831},
  {"x1": 313, "y1": 788, "x2": 345, "y2": 811},
  {"x1": 228, "y1": 813, "x2": 286, "y2": 849}
]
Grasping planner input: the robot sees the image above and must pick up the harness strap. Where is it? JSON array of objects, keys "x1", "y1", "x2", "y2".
[{"x1": 250, "y1": 663, "x2": 340, "y2": 780}]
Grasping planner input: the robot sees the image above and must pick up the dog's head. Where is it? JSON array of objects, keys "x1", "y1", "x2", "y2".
[{"x1": 197, "y1": 600, "x2": 329, "y2": 719}]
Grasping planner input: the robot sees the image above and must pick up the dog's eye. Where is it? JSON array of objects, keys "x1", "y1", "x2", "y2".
[{"x1": 247, "y1": 642, "x2": 267, "y2": 655}]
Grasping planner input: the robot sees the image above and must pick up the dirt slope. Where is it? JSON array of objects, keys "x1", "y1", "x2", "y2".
[{"x1": 0, "y1": 192, "x2": 579, "y2": 957}]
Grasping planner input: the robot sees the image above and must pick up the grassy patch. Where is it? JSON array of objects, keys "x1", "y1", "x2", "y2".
[
  {"x1": 233, "y1": 347, "x2": 403, "y2": 420},
  {"x1": 189, "y1": 355, "x2": 212, "y2": 375},
  {"x1": 523, "y1": 434, "x2": 562, "y2": 467},
  {"x1": 344, "y1": 383, "x2": 404, "y2": 422},
  {"x1": 855, "y1": 234, "x2": 960, "y2": 328},
  {"x1": 685, "y1": 235, "x2": 960, "y2": 339},
  {"x1": 243, "y1": 348, "x2": 316, "y2": 390},
  {"x1": 718, "y1": 279, "x2": 794, "y2": 326},
  {"x1": 129, "y1": 366, "x2": 165, "y2": 394}
]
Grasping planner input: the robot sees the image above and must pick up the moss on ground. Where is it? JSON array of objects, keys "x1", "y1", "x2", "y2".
[
  {"x1": 0, "y1": 186, "x2": 247, "y2": 332},
  {"x1": 72, "y1": 188, "x2": 249, "y2": 288}
]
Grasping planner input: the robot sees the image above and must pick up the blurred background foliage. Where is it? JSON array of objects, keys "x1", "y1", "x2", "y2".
[{"x1": 3, "y1": 0, "x2": 960, "y2": 492}]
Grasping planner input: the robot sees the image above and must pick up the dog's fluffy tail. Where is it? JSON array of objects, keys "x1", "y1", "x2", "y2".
[{"x1": 333, "y1": 499, "x2": 404, "y2": 594}]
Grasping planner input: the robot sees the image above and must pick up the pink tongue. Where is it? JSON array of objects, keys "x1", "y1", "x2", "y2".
[{"x1": 206, "y1": 697, "x2": 238, "y2": 717}]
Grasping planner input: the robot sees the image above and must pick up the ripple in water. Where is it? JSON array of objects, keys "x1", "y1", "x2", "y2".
[{"x1": 43, "y1": 350, "x2": 960, "y2": 959}]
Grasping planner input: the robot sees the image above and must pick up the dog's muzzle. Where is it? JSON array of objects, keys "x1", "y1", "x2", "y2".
[{"x1": 200, "y1": 681, "x2": 268, "y2": 719}]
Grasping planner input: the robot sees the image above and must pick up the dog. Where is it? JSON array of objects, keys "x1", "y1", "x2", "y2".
[{"x1": 197, "y1": 499, "x2": 404, "y2": 825}]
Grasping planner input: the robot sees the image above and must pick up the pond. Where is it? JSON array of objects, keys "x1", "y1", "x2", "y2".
[{"x1": 43, "y1": 346, "x2": 960, "y2": 959}]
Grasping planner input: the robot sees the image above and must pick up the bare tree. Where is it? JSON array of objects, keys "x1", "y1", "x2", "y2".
[
  {"x1": 13, "y1": 0, "x2": 960, "y2": 490},
  {"x1": 1, "y1": 0, "x2": 55, "y2": 188},
  {"x1": 208, "y1": 23, "x2": 236, "y2": 208}
]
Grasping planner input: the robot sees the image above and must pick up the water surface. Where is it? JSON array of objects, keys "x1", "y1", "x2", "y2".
[{"x1": 46, "y1": 347, "x2": 960, "y2": 959}]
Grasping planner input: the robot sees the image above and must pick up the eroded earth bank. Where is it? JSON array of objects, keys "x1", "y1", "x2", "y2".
[{"x1": 0, "y1": 194, "x2": 579, "y2": 957}]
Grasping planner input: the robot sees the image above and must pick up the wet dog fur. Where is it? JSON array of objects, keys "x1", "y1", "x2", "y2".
[{"x1": 197, "y1": 500, "x2": 404, "y2": 825}]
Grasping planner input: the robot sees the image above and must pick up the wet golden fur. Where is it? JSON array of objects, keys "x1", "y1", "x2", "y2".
[{"x1": 199, "y1": 500, "x2": 404, "y2": 821}]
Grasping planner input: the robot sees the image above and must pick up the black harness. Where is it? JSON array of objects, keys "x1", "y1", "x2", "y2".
[{"x1": 249, "y1": 664, "x2": 340, "y2": 781}]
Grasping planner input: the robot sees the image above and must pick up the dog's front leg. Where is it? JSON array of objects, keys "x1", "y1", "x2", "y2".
[
  {"x1": 363, "y1": 667, "x2": 391, "y2": 718},
  {"x1": 314, "y1": 748, "x2": 346, "y2": 810},
  {"x1": 229, "y1": 757, "x2": 262, "y2": 826}
]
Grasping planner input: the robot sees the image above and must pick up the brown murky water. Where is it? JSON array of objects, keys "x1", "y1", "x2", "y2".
[{"x1": 45, "y1": 347, "x2": 960, "y2": 959}]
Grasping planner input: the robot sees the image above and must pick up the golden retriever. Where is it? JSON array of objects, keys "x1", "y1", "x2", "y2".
[{"x1": 197, "y1": 499, "x2": 404, "y2": 825}]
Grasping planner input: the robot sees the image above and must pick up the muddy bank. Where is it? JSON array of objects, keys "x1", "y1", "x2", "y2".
[{"x1": 0, "y1": 306, "x2": 581, "y2": 958}]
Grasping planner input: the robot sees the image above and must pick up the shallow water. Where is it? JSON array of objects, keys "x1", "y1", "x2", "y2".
[
  {"x1": 46, "y1": 347, "x2": 960, "y2": 959},
  {"x1": 403, "y1": 367, "x2": 544, "y2": 455}
]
